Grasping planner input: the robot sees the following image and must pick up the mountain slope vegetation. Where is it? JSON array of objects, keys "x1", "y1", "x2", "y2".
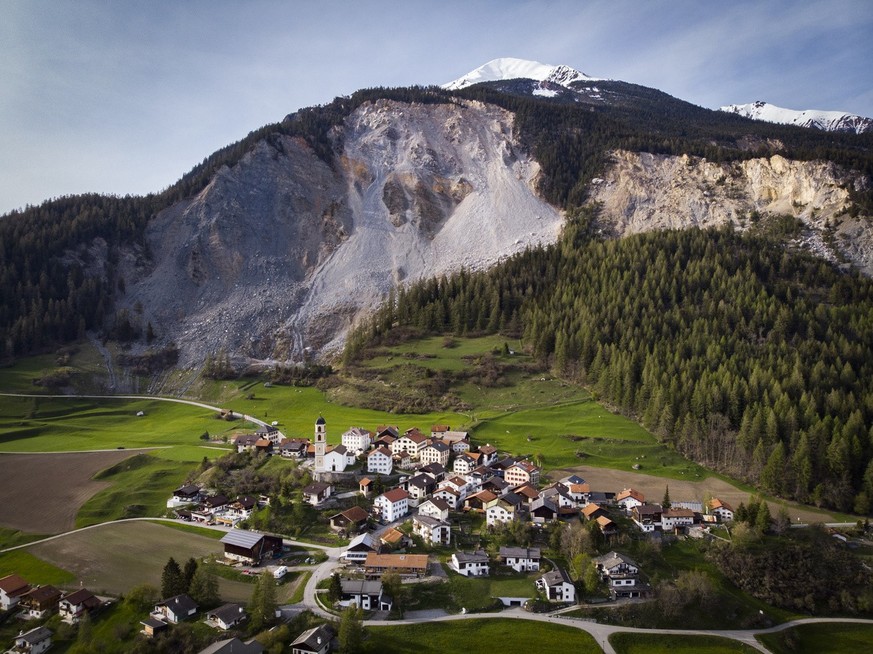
[{"x1": 346, "y1": 207, "x2": 873, "y2": 513}]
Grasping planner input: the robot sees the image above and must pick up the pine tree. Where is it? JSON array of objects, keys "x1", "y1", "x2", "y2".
[
  {"x1": 249, "y1": 571, "x2": 277, "y2": 633},
  {"x1": 338, "y1": 606, "x2": 364, "y2": 654},
  {"x1": 188, "y1": 566, "x2": 220, "y2": 608},
  {"x1": 182, "y1": 557, "x2": 198, "y2": 592},
  {"x1": 662, "y1": 485, "x2": 672, "y2": 510},
  {"x1": 161, "y1": 557, "x2": 186, "y2": 598},
  {"x1": 328, "y1": 573, "x2": 343, "y2": 604}
]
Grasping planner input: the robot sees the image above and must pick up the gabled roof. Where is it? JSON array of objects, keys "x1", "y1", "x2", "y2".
[
  {"x1": 16, "y1": 626, "x2": 52, "y2": 645},
  {"x1": 596, "y1": 515, "x2": 616, "y2": 528},
  {"x1": 207, "y1": 603, "x2": 246, "y2": 624},
  {"x1": 582, "y1": 503, "x2": 605, "y2": 518},
  {"x1": 453, "y1": 550, "x2": 489, "y2": 564},
  {"x1": 380, "y1": 488, "x2": 409, "y2": 503},
  {"x1": 530, "y1": 497, "x2": 558, "y2": 513},
  {"x1": 368, "y1": 446, "x2": 392, "y2": 458},
  {"x1": 709, "y1": 498, "x2": 734, "y2": 511},
  {"x1": 291, "y1": 624, "x2": 334, "y2": 652},
  {"x1": 595, "y1": 551, "x2": 639, "y2": 570},
  {"x1": 634, "y1": 503, "x2": 663, "y2": 516},
  {"x1": 346, "y1": 532, "x2": 378, "y2": 551},
  {"x1": 413, "y1": 514, "x2": 448, "y2": 528},
  {"x1": 380, "y1": 527, "x2": 406, "y2": 545},
  {"x1": 340, "y1": 578, "x2": 383, "y2": 596},
  {"x1": 496, "y1": 492, "x2": 524, "y2": 508},
  {"x1": 499, "y1": 546, "x2": 541, "y2": 559},
  {"x1": 514, "y1": 483, "x2": 540, "y2": 499},
  {"x1": 540, "y1": 567, "x2": 572, "y2": 587},
  {"x1": 302, "y1": 481, "x2": 331, "y2": 496},
  {"x1": 335, "y1": 506, "x2": 369, "y2": 523},
  {"x1": 198, "y1": 637, "x2": 264, "y2": 654},
  {"x1": 420, "y1": 498, "x2": 450, "y2": 512},
  {"x1": 0, "y1": 573, "x2": 29, "y2": 595},
  {"x1": 61, "y1": 588, "x2": 99, "y2": 607},
  {"x1": 477, "y1": 444, "x2": 497, "y2": 455},
  {"x1": 616, "y1": 488, "x2": 645, "y2": 502},
  {"x1": 424, "y1": 441, "x2": 450, "y2": 452},
  {"x1": 468, "y1": 489, "x2": 498, "y2": 503},
  {"x1": 220, "y1": 530, "x2": 266, "y2": 549},
  {"x1": 157, "y1": 593, "x2": 198, "y2": 614},
  {"x1": 22, "y1": 585, "x2": 60, "y2": 604},
  {"x1": 663, "y1": 508, "x2": 695, "y2": 518}
]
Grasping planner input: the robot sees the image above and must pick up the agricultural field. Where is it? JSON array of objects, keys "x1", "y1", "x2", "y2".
[
  {"x1": 0, "y1": 450, "x2": 141, "y2": 534},
  {"x1": 25, "y1": 520, "x2": 300, "y2": 603},
  {"x1": 361, "y1": 618, "x2": 602, "y2": 654},
  {"x1": 757, "y1": 622, "x2": 873, "y2": 653},
  {"x1": 610, "y1": 633, "x2": 760, "y2": 654}
]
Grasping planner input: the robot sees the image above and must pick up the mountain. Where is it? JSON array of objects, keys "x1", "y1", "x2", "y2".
[
  {"x1": 442, "y1": 57, "x2": 600, "y2": 92},
  {"x1": 1, "y1": 61, "x2": 872, "y2": 376},
  {"x1": 720, "y1": 100, "x2": 873, "y2": 134}
]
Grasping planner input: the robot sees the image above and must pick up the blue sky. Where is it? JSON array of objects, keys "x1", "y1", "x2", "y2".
[{"x1": 1, "y1": 0, "x2": 871, "y2": 215}]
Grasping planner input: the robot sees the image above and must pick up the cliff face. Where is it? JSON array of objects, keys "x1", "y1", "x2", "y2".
[
  {"x1": 123, "y1": 99, "x2": 563, "y2": 365},
  {"x1": 588, "y1": 151, "x2": 873, "y2": 274}
]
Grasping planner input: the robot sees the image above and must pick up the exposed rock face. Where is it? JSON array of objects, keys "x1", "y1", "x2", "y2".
[
  {"x1": 123, "y1": 100, "x2": 563, "y2": 365},
  {"x1": 588, "y1": 151, "x2": 873, "y2": 274}
]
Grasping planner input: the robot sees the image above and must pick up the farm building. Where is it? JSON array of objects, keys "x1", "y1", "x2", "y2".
[
  {"x1": 220, "y1": 530, "x2": 283, "y2": 565},
  {"x1": 364, "y1": 552, "x2": 429, "y2": 578}
]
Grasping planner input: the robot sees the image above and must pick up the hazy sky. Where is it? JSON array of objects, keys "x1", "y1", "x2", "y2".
[{"x1": 2, "y1": 0, "x2": 871, "y2": 215}]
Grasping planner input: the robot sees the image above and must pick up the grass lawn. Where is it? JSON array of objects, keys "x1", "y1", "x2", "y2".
[
  {"x1": 610, "y1": 633, "x2": 760, "y2": 654},
  {"x1": 0, "y1": 526, "x2": 47, "y2": 550},
  {"x1": 361, "y1": 618, "x2": 602, "y2": 654},
  {"x1": 75, "y1": 453, "x2": 194, "y2": 527},
  {"x1": 0, "y1": 549, "x2": 76, "y2": 585},
  {"x1": 757, "y1": 623, "x2": 873, "y2": 653}
]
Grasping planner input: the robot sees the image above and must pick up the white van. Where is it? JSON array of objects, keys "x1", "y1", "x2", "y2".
[{"x1": 273, "y1": 566, "x2": 287, "y2": 579}]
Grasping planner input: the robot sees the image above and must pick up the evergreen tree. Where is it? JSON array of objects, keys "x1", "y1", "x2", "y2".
[
  {"x1": 161, "y1": 557, "x2": 186, "y2": 598},
  {"x1": 662, "y1": 485, "x2": 672, "y2": 510},
  {"x1": 183, "y1": 557, "x2": 198, "y2": 591},
  {"x1": 188, "y1": 565, "x2": 220, "y2": 608},
  {"x1": 338, "y1": 606, "x2": 364, "y2": 654},
  {"x1": 249, "y1": 571, "x2": 277, "y2": 632},
  {"x1": 328, "y1": 573, "x2": 343, "y2": 604}
]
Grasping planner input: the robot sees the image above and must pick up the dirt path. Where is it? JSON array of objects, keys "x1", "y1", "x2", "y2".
[{"x1": 552, "y1": 464, "x2": 839, "y2": 524}]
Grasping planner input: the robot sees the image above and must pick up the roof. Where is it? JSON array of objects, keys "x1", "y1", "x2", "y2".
[
  {"x1": 23, "y1": 585, "x2": 61, "y2": 603},
  {"x1": 291, "y1": 624, "x2": 334, "y2": 652},
  {"x1": 220, "y1": 530, "x2": 266, "y2": 549},
  {"x1": 302, "y1": 481, "x2": 331, "y2": 496},
  {"x1": 514, "y1": 483, "x2": 540, "y2": 499},
  {"x1": 468, "y1": 489, "x2": 498, "y2": 503},
  {"x1": 368, "y1": 446, "x2": 392, "y2": 458},
  {"x1": 157, "y1": 593, "x2": 198, "y2": 614},
  {"x1": 338, "y1": 506, "x2": 369, "y2": 522},
  {"x1": 541, "y1": 567, "x2": 572, "y2": 587},
  {"x1": 425, "y1": 441, "x2": 450, "y2": 452},
  {"x1": 453, "y1": 550, "x2": 489, "y2": 564},
  {"x1": 380, "y1": 527, "x2": 406, "y2": 544},
  {"x1": 141, "y1": 617, "x2": 168, "y2": 630},
  {"x1": 499, "y1": 546, "x2": 541, "y2": 559},
  {"x1": 198, "y1": 637, "x2": 264, "y2": 654},
  {"x1": 431, "y1": 424, "x2": 451, "y2": 433},
  {"x1": 207, "y1": 603, "x2": 246, "y2": 624},
  {"x1": 709, "y1": 498, "x2": 734, "y2": 511},
  {"x1": 61, "y1": 588, "x2": 99, "y2": 606},
  {"x1": 595, "y1": 551, "x2": 639, "y2": 570},
  {"x1": 346, "y1": 532, "x2": 378, "y2": 551},
  {"x1": 569, "y1": 482, "x2": 591, "y2": 493},
  {"x1": 421, "y1": 498, "x2": 450, "y2": 512},
  {"x1": 439, "y1": 431, "x2": 469, "y2": 443},
  {"x1": 595, "y1": 515, "x2": 616, "y2": 528},
  {"x1": 174, "y1": 484, "x2": 201, "y2": 495},
  {"x1": 582, "y1": 503, "x2": 605, "y2": 518},
  {"x1": 413, "y1": 514, "x2": 448, "y2": 528},
  {"x1": 617, "y1": 488, "x2": 645, "y2": 502},
  {"x1": 663, "y1": 508, "x2": 695, "y2": 518},
  {"x1": 315, "y1": 416, "x2": 326, "y2": 425},
  {"x1": 340, "y1": 578, "x2": 383, "y2": 596},
  {"x1": 364, "y1": 552, "x2": 429, "y2": 570},
  {"x1": 380, "y1": 488, "x2": 410, "y2": 503},
  {"x1": 0, "y1": 573, "x2": 29, "y2": 594},
  {"x1": 634, "y1": 504, "x2": 663, "y2": 516},
  {"x1": 17, "y1": 626, "x2": 52, "y2": 644}
]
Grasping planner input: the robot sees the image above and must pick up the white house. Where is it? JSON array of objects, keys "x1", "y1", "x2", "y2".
[
  {"x1": 291, "y1": 624, "x2": 334, "y2": 654},
  {"x1": 708, "y1": 498, "x2": 735, "y2": 522},
  {"x1": 452, "y1": 453, "x2": 476, "y2": 475},
  {"x1": 594, "y1": 551, "x2": 648, "y2": 599},
  {"x1": 391, "y1": 431, "x2": 430, "y2": 459},
  {"x1": 373, "y1": 488, "x2": 410, "y2": 523},
  {"x1": 616, "y1": 488, "x2": 646, "y2": 512},
  {"x1": 419, "y1": 441, "x2": 451, "y2": 467},
  {"x1": 661, "y1": 508, "x2": 695, "y2": 531},
  {"x1": 476, "y1": 444, "x2": 498, "y2": 467},
  {"x1": 402, "y1": 473, "x2": 436, "y2": 506},
  {"x1": 342, "y1": 533, "x2": 379, "y2": 564},
  {"x1": 451, "y1": 550, "x2": 489, "y2": 577},
  {"x1": 341, "y1": 427, "x2": 373, "y2": 455},
  {"x1": 367, "y1": 447, "x2": 393, "y2": 475},
  {"x1": 10, "y1": 626, "x2": 52, "y2": 654},
  {"x1": 412, "y1": 514, "x2": 451, "y2": 546},
  {"x1": 537, "y1": 567, "x2": 576, "y2": 603},
  {"x1": 432, "y1": 487, "x2": 461, "y2": 510},
  {"x1": 417, "y1": 498, "x2": 450, "y2": 522},
  {"x1": 153, "y1": 594, "x2": 198, "y2": 624},
  {"x1": 339, "y1": 579, "x2": 392, "y2": 612},
  {"x1": 436, "y1": 430, "x2": 470, "y2": 453},
  {"x1": 301, "y1": 481, "x2": 332, "y2": 506},
  {"x1": 205, "y1": 603, "x2": 248, "y2": 631},
  {"x1": 58, "y1": 588, "x2": 101, "y2": 624},
  {"x1": 504, "y1": 460, "x2": 540, "y2": 487},
  {"x1": 486, "y1": 493, "x2": 524, "y2": 527},
  {"x1": 499, "y1": 546, "x2": 541, "y2": 572},
  {"x1": 0, "y1": 573, "x2": 30, "y2": 611}
]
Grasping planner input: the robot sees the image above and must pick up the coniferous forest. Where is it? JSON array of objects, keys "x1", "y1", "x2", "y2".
[{"x1": 346, "y1": 207, "x2": 873, "y2": 514}]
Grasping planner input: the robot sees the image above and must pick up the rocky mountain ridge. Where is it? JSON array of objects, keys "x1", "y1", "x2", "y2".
[{"x1": 720, "y1": 100, "x2": 873, "y2": 134}]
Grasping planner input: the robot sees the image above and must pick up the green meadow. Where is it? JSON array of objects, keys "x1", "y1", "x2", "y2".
[
  {"x1": 610, "y1": 633, "x2": 760, "y2": 654},
  {"x1": 757, "y1": 623, "x2": 873, "y2": 654},
  {"x1": 362, "y1": 618, "x2": 602, "y2": 654}
]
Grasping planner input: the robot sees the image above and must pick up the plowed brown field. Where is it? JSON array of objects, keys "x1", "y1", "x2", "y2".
[{"x1": 0, "y1": 450, "x2": 138, "y2": 534}]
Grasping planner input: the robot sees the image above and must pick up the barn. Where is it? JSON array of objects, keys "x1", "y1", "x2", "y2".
[{"x1": 220, "y1": 531, "x2": 283, "y2": 565}]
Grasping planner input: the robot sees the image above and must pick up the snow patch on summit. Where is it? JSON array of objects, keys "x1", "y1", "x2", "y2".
[
  {"x1": 720, "y1": 100, "x2": 873, "y2": 134},
  {"x1": 443, "y1": 57, "x2": 600, "y2": 91}
]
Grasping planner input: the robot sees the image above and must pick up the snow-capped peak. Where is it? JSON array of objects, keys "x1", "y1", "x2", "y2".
[
  {"x1": 720, "y1": 100, "x2": 872, "y2": 134},
  {"x1": 442, "y1": 57, "x2": 600, "y2": 91}
]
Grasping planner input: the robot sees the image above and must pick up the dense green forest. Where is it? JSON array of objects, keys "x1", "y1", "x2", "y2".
[
  {"x1": 346, "y1": 208, "x2": 873, "y2": 513},
  {"x1": 2, "y1": 81, "x2": 872, "y2": 358}
]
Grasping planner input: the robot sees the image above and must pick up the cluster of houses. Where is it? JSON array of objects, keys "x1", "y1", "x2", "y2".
[
  {"x1": 168, "y1": 486, "x2": 268, "y2": 527},
  {"x1": 1, "y1": 573, "x2": 104, "y2": 653}
]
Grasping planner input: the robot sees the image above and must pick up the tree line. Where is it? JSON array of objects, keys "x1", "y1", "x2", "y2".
[{"x1": 346, "y1": 207, "x2": 873, "y2": 514}]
